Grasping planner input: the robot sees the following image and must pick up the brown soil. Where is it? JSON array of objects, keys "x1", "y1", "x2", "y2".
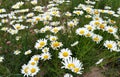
[{"x1": 84, "y1": 67, "x2": 105, "y2": 77}]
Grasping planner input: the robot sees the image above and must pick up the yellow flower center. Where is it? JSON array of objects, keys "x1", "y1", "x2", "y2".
[
  {"x1": 93, "y1": 37, "x2": 99, "y2": 42},
  {"x1": 39, "y1": 41, "x2": 45, "y2": 46},
  {"x1": 108, "y1": 28, "x2": 113, "y2": 32},
  {"x1": 63, "y1": 52, "x2": 69, "y2": 57},
  {"x1": 87, "y1": 26, "x2": 92, "y2": 30},
  {"x1": 107, "y1": 44, "x2": 113, "y2": 48},
  {"x1": 99, "y1": 24, "x2": 105, "y2": 29},
  {"x1": 86, "y1": 33, "x2": 91, "y2": 37},
  {"x1": 31, "y1": 68, "x2": 36, "y2": 73},
  {"x1": 31, "y1": 62, "x2": 36, "y2": 65},
  {"x1": 53, "y1": 42, "x2": 60, "y2": 47},
  {"x1": 16, "y1": 26, "x2": 21, "y2": 29},
  {"x1": 79, "y1": 30, "x2": 85, "y2": 34},
  {"x1": 73, "y1": 67, "x2": 79, "y2": 73},
  {"x1": 68, "y1": 63, "x2": 75, "y2": 69},
  {"x1": 44, "y1": 55, "x2": 49, "y2": 59},
  {"x1": 34, "y1": 57, "x2": 39, "y2": 61},
  {"x1": 95, "y1": 21, "x2": 100, "y2": 26}
]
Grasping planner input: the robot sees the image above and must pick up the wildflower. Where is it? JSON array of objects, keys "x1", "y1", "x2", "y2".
[
  {"x1": 31, "y1": 55, "x2": 40, "y2": 62},
  {"x1": 59, "y1": 48, "x2": 72, "y2": 59},
  {"x1": 105, "y1": 26, "x2": 117, "y2": 34},
  {"x1": 42, "y1": 47, "x2": 49, "y2": 53},
  {"x1": 51, "y1": 41, "x2": 63, "y2": 50},
  {"x1": 35, "y1": 39, "x2": 47, "y2": 50},
  {"x1": 28, "y1": 65, "x2": 40, "y2": 77},
  {"x1": 76, "y1": 28, "x2": 88, "y2": 36},
  {"x1": 104, "y1": 40, "x2": 117, "y2": 51},
  {"x1": 14, "y1": 50, "x2": 21, "y2": 55},
  {"x1": 92, "y1": 34, "x2": 103, "y2": 43},
  {"x1": 40, "y1": 52, "x2": 51, "y2": 61},
  {"x1": 61, "y1": 57, "x2": 83, "y2": 74}
]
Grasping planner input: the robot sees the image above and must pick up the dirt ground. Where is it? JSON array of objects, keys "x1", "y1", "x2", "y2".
[{"x1": 84, "y1": 67, "x2": 105, "y2": 77}]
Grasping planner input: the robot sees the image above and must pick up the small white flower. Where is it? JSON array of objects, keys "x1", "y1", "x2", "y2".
[
  {"x1": 0, "y1": 56, "x2": 4, "y2": 62},
  {"x1": 14, "y1": 50, "x2": 21, "y2": 55}
]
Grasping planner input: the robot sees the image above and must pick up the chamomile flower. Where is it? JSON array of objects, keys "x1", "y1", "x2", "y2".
[
  {"x1": 65, "y1": 12, "x2": 72, "y2": 17},
  {"x1": 42, "y1": 47, "x2": 49, "y2": 53},
  {"x1": 28, "y1": 60, "x2": 38, "y2": 66},
  {"x1": 73, "y1": 10, "x2": 84, "y2": 16},
  {"x1": 49, "y1": 35, "x2": 58, "y2": 41},
  {"x1": 21, "y1": 64, "x2": 29, "y2": 76},
  {"x1": 104, "y1": 40, "x2": 117, "y2": 51},
  {"x1": 35, "y1": 39, "x2": 47, "y2": 50},
  {"x1": 13, "y1": 24, "x2": 26, "y2": 30},
  {"x1": 84, "y1": 24, "x2": 95, "y2": 31},
  {"x1": 85, "y1": 31, "x2": 93, "y2": 37},
  {"x1": 14, "y1": 50, "x2": 21, "y2": 55},
  {"x1": 59, "y1": 48, "x2": 72, "y2": 59},
  {"x1": 76, "y1": 28, "x2": 88, "y2": 36},
  {"x1": 51, "y1": 27, "x2": 62, "y2": 34},
  {"x1": 28, "y1": 65, "x2": 40, "y2": 77},
  {"x1": 105, "y1": 26, "x2": 117, "y2": 34},
  {"x1": 92, "y1": 34, "x2": 103, "y2": 43},
  {"x1": 40, "y1": 52, "x2": 51, "y2": 61},
  {"x1": 51, "y1": 41, "x2": 63, "y2": 50},
  {"x1": 31, "y1": 55, "x2": 40, "y2": 62},
  {"x1": 61, "y1": 57, "x2": 83, "y2": 74}
]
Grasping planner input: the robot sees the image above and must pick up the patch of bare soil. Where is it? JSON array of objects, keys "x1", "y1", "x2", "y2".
[{"x1": 84, "y1": 67, "x2": 105, "y2": 77}]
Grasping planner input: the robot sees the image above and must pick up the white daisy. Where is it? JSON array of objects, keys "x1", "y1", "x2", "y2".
[
  {"x1": 59, "y1": 48, "x2": 72, "y2": 59},
  {"x1": 51, "y1": 41, "x2": 63, "y2": 50},
  {"x1": 104, "y1": 40, "x2": 117, "y2": 51},
  {"x1": 40, "y1": 52, "x2": 51, "y2": 61},
  {"x1": 35, "y1": 39, "x2": 47, "y2": 50}
]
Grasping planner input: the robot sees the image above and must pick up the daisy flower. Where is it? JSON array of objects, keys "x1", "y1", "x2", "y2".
[
  {"x1": 76, "y1": 28, "x2": 88, "y2": 36},
  {"x1": 31, "y1": 55, "x2": 40, "y2": 62},
  {"x1": 92, "y1": 34, "x2": 103, "y2": 43},
  {"x1": 28, "y1": 65, "x2": 40, "y2": 77},
  {"x1": 104, "y1": 40, "x2": 117, "y2": 51},
  {"x1": 51, "y1": 41, "x2": 63, "y2": 50},
  {"x1": 21, "y1": 64, "x2": 29, "y2": 76},
  {"x1": 13, "y1": 24, "x2": 26, "y2": 30},
  {"x1": 58, "y1": 48, "x2": 72, "y2": 59},
  {"x1": 61, "y1": 57, "x2": 83, "y2": 74},
  {"x1": 28, "y1": 60, "x2": 38, "y2": 66},
  {"x1": 40, "y1": 52, "x2": 51, "y2": 61},
  {"x1": 35, "y1": 39, "x2": 47, "y2": 50},
  {"x1": 105, "y1": 26, "x2": 117, "y2": 34},
  {"x1": 73, "y1": 10, "x2": 84, "y2": 16},
  {"x1": 14, "y1": 50, "x2": 21, "y2": 55},
  {"x1": 49, "y1": 35, "x2": 58, "y2": 41},
  {"x1": 42, "y1": 47, "x2": 49, "y2": 53}
]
